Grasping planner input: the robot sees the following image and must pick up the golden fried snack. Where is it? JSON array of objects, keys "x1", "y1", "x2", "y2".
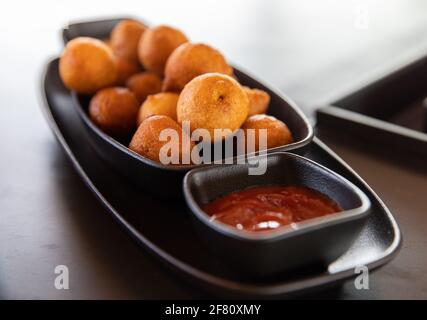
[
  {"x1": 129, "y1": 115, "x2": 194, "y2": 164},
  {"x1": 89, "y1": 87, "x2": 139, "y2": 137},
  {"x1": 138, "y1": 25, "x2": 188, "y2": 76},
  {"x1": 59, "y1": 37, "x2": 117, "y2": 94},
  {"x1": 163, "y1": 43, "x2": 233, "y2": 92},
  {"x1": 137, "y1": 92, "x2": 179, "y2": 126},
  {"x1": 111, "y1": 19, "x2": 146, "y2": 63},
  {"x1": 177, "y1": 73, "x2": 249, "y2": 141},
  {"x1": 115, "y1": 57, "x2": 141, "y2": 85},
  {"x1": 126, "y1": 72, "x2": 163, "y2": 103},
  {"x1": 244, "y1": 87, "x2": 270, "y2": 116},
  {"x1": 242, "y1": 114, "x2": 293, "y2": 151}
]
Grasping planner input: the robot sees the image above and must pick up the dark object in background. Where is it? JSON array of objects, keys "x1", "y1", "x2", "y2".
[
  {"x1": 423, "y1": 98, "x2": 427, "y2": 133},
  {"x1": 317, "y1": 53, "x2": 427, "y2": 156},
  {"x1": 387, "y1": 98, "x2": 427, "y2": 132}
]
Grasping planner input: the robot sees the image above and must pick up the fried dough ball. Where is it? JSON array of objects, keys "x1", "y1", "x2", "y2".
[
  {"x1": 138, "y1": 25, "x2": 188, "y2": 76},
  {"x1": 163, "y1": 43, "x2": 233, "y2": 92},
  {"x1": 126, "y1": 72, "x2": 163, "y2": 103},
  {"x1": 129, "y1": 115, "x2": 194, "y2": 164},
  {"x1": 59, "y1": 37, "x2": 117, "y2": 94},
  {"x1": 244, "y1": 87, "x2": 270, "y2": 116},
  {"x1": 115, "y1": 57, "x2": 141, "y2": 85},
  {"x1": 177, "y1": 73, "x2": 249, "y2": 141},
  {"x1": 242, "y1": 114, "x2": 293, "y2": 151},
  {"x1": 89, "y1": 87, "x2": 139, "y2": 137},
  {"x1": 137, "y1": 92, "x2": 179, "y2": 126},
  {"x1": 111, "y1": 19, "x2": 146, "y2": 63}
]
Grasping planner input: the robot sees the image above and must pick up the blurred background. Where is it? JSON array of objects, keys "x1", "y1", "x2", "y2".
[{"x1": 2, "y1": 0, "x2": 427, "y2": 113}]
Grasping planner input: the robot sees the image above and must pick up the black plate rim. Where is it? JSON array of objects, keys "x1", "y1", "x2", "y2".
[
  {"x1": 40, "y1": 57, "x2": 402, "y2": 297},
  {"x1": 61, "y1": 15, "x2": 150, "y2": 44},
  {"x1": 317, "y1": 105, "x2": 427, "y2": 143}
]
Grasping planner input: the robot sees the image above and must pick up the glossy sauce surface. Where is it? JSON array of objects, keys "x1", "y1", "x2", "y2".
[{"x1": 203, "y1": 186, "x2": 342, "y2": 232}]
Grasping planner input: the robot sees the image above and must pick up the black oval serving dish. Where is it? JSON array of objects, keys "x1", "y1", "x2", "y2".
[
  {"x1": 184, "y1": 152, "x2": 371, "y2": 276},
  {"x1": 64, "y1": 18, "x2": 313, "y2": 197},
  {"x1": 44, "y1": 17, "x2": 403, "y2": 297},
  {"x1": 41, "y1": 57, "x2": 401, "y2": 297}
]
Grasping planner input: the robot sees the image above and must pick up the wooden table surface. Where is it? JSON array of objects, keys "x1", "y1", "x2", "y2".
[{"x1": 1, "y1": 0, "x2": 426, "y2": 299}]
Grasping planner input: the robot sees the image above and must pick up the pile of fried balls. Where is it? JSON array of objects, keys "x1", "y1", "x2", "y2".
[{"x1": 59, "y1": 19, "x2": 293, "y2": 164}]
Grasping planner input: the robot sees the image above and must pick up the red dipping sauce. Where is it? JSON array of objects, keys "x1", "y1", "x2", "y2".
[{"x1": 203, "y1": 186, "x2": 342, "y2": 232}]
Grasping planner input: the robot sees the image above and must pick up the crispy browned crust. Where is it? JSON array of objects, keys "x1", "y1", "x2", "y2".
[
  {"x1": 177, "y1": 73, "x2": 249, "y2": 141},
  {"x1": 126, "y1": 72, "x2": 163, "y2": 103},
  {"x1": 129, "y1": 115, "x2": 194, "y2": 164},
  {"x1": 138, "y1": 25, "x2": 188, "y2": 76},
  {"x1": 89, "y1": 87, "x2": 139, "y2": 137},
  {"x1": 111, "y1": 19, "x2": 146, "y2": 63},
  {"x1": 115, "y1": 57, "x2": 142, "y2": 86},
  {"x1": 59, "y1": 37, "x2": 117, "y2": 94},
  {"x1": 244, "y1": 87, "x2": 270, "y2": 116},
  {"x1": 163, "y1": 43, "x2": 233, "y2": 92},
  {"x1": 242, "y1": 114, "x2": 293, "y2": 151},
  {"x1": 137, "y1": 92, "x2": 179, "y2": 126}
]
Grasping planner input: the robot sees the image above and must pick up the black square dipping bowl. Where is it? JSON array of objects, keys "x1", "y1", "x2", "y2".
[{"x1": 183, "y1": 152, "x2": 371, "y2": 277}]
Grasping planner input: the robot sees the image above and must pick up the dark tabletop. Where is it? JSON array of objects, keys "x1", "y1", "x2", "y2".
[{"x1": 1, "y1": 0, "x2": 426, "y2": 299}]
